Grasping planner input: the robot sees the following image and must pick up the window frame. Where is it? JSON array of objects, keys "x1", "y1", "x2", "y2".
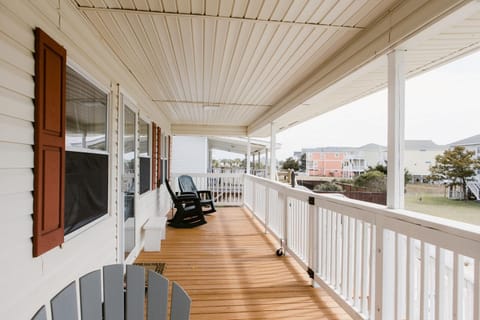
[
  {"x1": 138, "y1": 115, "x2": 152, "y2": 195},
  {"x1": 64, "y1": 62, "x2": 111, "y2": 237}
]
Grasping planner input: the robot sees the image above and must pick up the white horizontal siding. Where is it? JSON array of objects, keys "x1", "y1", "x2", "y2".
[
  {"x1": 0, "y1": 113, "x2": 34, "y2": 145},
  {"x1": 0, "y1": 1, "x2": 172, "y2": 319},
  {"x1": 0, "y1": 142, "x2": 33, "y2": 169},
  {"x1": 0, "y1": 168, "x2": 33, "y2": 194},
  {"x1": 0, "y1": 87, "x2": 34, "y2": 122}
]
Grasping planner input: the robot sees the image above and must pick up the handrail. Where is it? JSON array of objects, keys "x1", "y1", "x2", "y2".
[{"x1": 244, "y1": 174, "x2": 480, "y2": 320}]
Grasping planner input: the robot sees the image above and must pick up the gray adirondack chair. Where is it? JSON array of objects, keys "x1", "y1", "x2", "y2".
[{"x1": 31, "y1": 264, "x2": 191, "y2": 320}]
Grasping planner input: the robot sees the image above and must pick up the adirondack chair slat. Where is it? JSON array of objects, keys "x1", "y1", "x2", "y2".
[
  {"x1": 126, "y1": 265, "x2": 145, "y2": 320},
  {"x1": 103, "y1": 264, "x2": 124, "y2": 320},
  {"x1": 31, "y1": 264, "x2": 191, "y2": 320},
  {"x1": 31, "y1": 306, "x2": 47, "y2": 320},
  {"x1": 79, "y1": 270, "x2": 102, "y2": 320},
  {"x1": 170, "y1": 282, "x2": 191, "y2": 320},
  {"x1": 51, "y1": 281, "x2": 78, "y2": 320},
  {"x1": 147, "y1": 270, "x2": 169, "y2": 320}
]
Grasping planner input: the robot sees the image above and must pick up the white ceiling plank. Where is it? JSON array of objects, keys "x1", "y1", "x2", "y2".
[
  {"x1": 270, "y1": 0, "x2": 291, "y2": 21},
  {"x1": 283, "y1": 0, "x2": 308, "y2": 22},
  {"x1": 208, "y1": 20, "x2": 229, "y2": 102},
  {"x1": 246, "y1": 26, "x2": 315, "y2": 103},
  {"x1": 335, "y1": 0, "x2": 370, "y2": 26},
  {"x1": 176, "y1": 0, "x2": 191, "y2": 13},
  {"x1": 241, "y1": 25, "x2": 305, "y2": 103},
  {"x1": 213, "y1": 20, "x2": 242, "y2": 103},
  {"x1": 75, "y1": 0, "x2": 94, "y2": 6},
  {"x1": 135, "y1": 14, "x2": 176, "y2": 99},
  {"x1": 191, "y1": 0, "x2": 204, "y2": 14},
  {"x1": 91, "y1": 0, "x2": 109, "y2": 7},
  {"x1": 231, "y1": 0, "x2": 248, "y2": 18},
  {"x1": 308, "y1": 0, "x2": 337, "y2": 24},
  {"x1": 191, "y1": 18, "x2": 204, "y2": 102},
  {"x1": 162, "y1": 0, "x2": 177, "y2": 12},
  {"x1": 178, "y1": 17, "x2": 197, "y2": 101},
  {"x1": 321, "y1": 0, "x2": 354, "y2": 25},
  {"x1": 203, "y1": 18, "x2": 216, "y2": 103},
  {"x1": 149, "y1": 15, "x2": 188, "y2": 100},
  {"x1": 231, "y1": 24, "x2": 282, "y2": 103},
  {"x1": 257, "y1": 0, "x2": 278, "y2": 20},
  {"x1": 218, "y1": 0, "x2": 234, "y2": 17},
  {"x1": 133, "y1": 0, "x2": 150, "y2": 10},
  {"x1": 244, "y1": 0, "x2": 264, "y2": 19},
  {"x1": 205, "y1": 0, "x2": 219, "y2": 16},
  {"x1": 295, "y1": 0, "x2": 324, "y2": 23},
  {"x1": 165, "y1": 16, "x2": 193, "y2": 100},
  {"x1": 118, "y1": 0, "x2": 136, "y2": 9},
  {"x1": 152, "y1": 15, "x2": 188, "y2": 100},
  {"x1": 146, "y1": 0, "x2": 163, "y2": 11},
  {"x1": 219, "y1": 22, "x2": 255, "y2": 103}
]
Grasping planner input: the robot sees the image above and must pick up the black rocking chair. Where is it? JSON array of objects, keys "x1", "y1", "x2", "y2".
[
  {"x1": 165, "y1": 180, "x2": 206, "y2": 228},
  {"x1": 178, "y1": 175, "x2": 216, "y2": 214}
]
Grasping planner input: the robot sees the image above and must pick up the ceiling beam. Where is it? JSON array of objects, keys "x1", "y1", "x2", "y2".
[
  {"x1": 171, "y1": 124, "x2": 247, "y2": 137},
  {"x1": 76, "y1": 6, "x2": 365, "y2": 31},
  {"x1": 154, "y1": 99, "x2": 272, "y2": 108}
]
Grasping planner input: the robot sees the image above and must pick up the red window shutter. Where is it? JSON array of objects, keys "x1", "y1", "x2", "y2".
[
  {"x1": 33, "y1": 28, "x2": 66, "y2": 257},
  {"x1": 151, "y1": 122, "x2": 157, "y2": 190},
  {"x1": 157, "y1": 127, "x2": 162, "y2": 186}
]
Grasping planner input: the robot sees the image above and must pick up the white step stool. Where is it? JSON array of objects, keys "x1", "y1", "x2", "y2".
[{"x1": 143, "y1": 217, "x2": 167, "y2": 251}]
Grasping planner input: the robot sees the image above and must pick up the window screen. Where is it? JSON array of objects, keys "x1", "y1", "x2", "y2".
[{"x1": 65, "y1": 66, "x2": 109, "y2": 234}]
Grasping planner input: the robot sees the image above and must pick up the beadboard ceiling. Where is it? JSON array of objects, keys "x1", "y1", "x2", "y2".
[{"x1": 73, "y1": 0, "x2": 480, "y2": 137}]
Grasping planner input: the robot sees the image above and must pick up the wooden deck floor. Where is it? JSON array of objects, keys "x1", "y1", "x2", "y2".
[{"x1": 136, "y1": 207, "x2": 352, "y2": 320}]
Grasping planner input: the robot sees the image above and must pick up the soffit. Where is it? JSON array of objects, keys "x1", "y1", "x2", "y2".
[{"x1": 72, "y1": 1, "x2": 479, "y2": 137}]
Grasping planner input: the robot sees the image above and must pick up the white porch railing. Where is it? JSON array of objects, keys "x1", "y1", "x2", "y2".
[
  {"x1": 244, "y1": 174, "x2": 480, "y2": 320},
  {"x1": 170, "y1": 173, "x2": 244, "y2": 206}
]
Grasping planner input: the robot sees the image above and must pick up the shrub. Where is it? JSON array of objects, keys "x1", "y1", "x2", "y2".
[{"x1": 314, "y1": 182, "x2": 343, "y2": 192}]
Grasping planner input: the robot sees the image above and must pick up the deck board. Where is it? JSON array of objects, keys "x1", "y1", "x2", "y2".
[{"x1": 137, "y1": 207, "x2": 352, "y2": 320}]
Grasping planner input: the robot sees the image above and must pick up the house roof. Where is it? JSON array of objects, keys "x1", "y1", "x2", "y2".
[
  {"x1": 450, "y1": 134, "x2": 480, "y2": 146},
  {"x1": 74, "y1": 1, "x2": 480, "y2": 137},
  {"x1": 404, "y1": 140, "x2": 446, "y2": 150}
]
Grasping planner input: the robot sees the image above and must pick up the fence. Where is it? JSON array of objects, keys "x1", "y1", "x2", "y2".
[{"x1": 244, "y1": 174, "x2": 480, "y2": 320}]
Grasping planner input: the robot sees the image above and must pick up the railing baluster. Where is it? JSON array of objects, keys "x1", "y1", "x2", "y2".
[
  {"x1": 420, "y1": 241, "x2": 426, "y2": 320},
  {"x1": 474, "y1": 259, "x2": 479, "y2": 320}
]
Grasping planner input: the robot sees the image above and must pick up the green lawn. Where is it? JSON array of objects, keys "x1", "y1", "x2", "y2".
[{"x1": 405, "y1": 184, "x2": 480, "y2": 225}]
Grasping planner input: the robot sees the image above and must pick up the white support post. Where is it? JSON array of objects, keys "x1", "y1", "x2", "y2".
[
  {"x1": 246, "y1": 137, "x2": 251, "y2": 175},
  {"x1": 387, "y1": 50, "x2": 405, "y2": 209},
  {"x1": 270, "y1": 122, "x2": 277, "y2": 181}
]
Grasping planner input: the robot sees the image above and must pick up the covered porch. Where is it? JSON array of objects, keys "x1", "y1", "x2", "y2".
[{"x1": 138, "y1": 206, "x2": 351, "y2": 319}]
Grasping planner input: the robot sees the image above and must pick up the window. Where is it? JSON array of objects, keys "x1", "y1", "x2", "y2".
[
  {"x1": 65, "y1": 69, "x2": 107, "y2": 150},
  {"x1": 139, "y1": 118, "x2": 150, "y2": 194},
  {"x1": 64, "y1": 66, "x2": 109, "y2": 234}
]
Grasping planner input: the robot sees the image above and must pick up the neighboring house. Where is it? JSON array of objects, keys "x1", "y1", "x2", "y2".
[
  {"x1": 449, "y1": 134, "x2": 480, "y2": 199},
  {"x1": 304, "y1": 147, "x2": 348, "y2": 177},
  {"x1": 303, "y1": 144, "x2": 386, "y2": 178},
  {"x1": 404, "y1": 140, "x2": 446, "y2": 183},
  {"x1": 450, "y1": 134, "x2": 480, "y2": 181}
]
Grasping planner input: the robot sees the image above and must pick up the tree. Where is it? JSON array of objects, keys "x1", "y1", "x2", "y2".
[
  {"x1": 282, "y1": 157, "x2": 299, "y2": 171},
  {"x1": 353, "y1": 170, "x2": 387, "y2": 192},
  {"x1": 429, "y1": 146, "x2": 480, "y2": 200},
  {"x1": 299, "y1": 153, "x2": 306, "y2": 172}
]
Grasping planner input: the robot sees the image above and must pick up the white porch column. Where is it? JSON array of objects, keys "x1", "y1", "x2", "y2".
[
  {"x1": 246, "y1": 137, "x2": 251, "y2": 174},
  {"x1": 387, "y1": 50, "x2": 405, "y2": 209},
  {"x1": 270, "y1": 122, "x2": 278, "y2": 181}
]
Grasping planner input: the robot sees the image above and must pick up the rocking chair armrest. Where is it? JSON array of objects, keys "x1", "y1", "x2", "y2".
[
  {"x1": 176, "y1": 193, "x2": 198, "y2": 201},
  {"x1": 197, "y1": 190, "x2": 212, "y2": 198}
]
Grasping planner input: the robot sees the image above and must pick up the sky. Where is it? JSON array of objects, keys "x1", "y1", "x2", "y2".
[
  {"x1": 275, "y1": 50, "x2": 480, "y2": 160},
  {"x1": 212, "y1": 50, "x2": 480, "y2": 161}
]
